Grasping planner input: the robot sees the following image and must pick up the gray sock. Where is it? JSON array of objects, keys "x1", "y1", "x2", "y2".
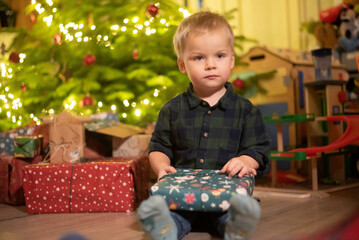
[
  {"x1": 224, "y1": 194, "x2": 261, "y2": 240},
  {"x1": 137, "y1": 195, "x2": 177, "y2": 240}
]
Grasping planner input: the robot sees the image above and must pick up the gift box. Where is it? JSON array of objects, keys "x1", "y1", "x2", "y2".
[
  {"x1": 92, "y1": 156, "x2": 151, "y2": 208},
  {"x1": 23, "y1": 160, "x2": 137, "y2": 214},
  {"x1": 14, "y1": 136, "x2": 41, "y2": 158},
  {"x1": 90, "y1": 111, "x2": 119, "y2": 122},
  {"x1": 112, "y1": 134, "x2": 151, "y2": 157},
  {"x1": 45, "y1": 111, "x2": 91, "y2": 163},
  {"x1": 85, "y1": 121, "x2": 151, "y2": 157},
  {"x1": 0, "y1": 127, "x2": 36, "y2": 155},
  {"x1": 150, "y1": 169, "x2": 254, "y2": 212},
  {"x1": 0, "y1": 155, "x2": 42, "y2": 205}
]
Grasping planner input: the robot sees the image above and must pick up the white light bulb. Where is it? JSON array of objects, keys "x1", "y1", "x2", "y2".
[{"x1": 132, "y1": 17, "x2": 139, "y2": 23}]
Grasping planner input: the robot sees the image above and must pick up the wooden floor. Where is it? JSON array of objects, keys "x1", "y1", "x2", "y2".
[{"x1": 0, "y1": 187, "x2": 359, "y2": 240}]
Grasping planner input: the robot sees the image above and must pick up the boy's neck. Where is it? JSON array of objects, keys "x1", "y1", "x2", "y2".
[{"x1": 194, "y1": 86, "x2": 227, "y2": 107}]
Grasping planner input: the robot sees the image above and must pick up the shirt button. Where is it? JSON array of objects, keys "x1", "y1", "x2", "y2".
[
  {"x1": 200, "y1": 159, "x2": 205, "y2": 164},
  {"x1": 201, "y1": 101, "x2": 207, "y2": 106},
  {"x1": 203, "y1": 132, "x2": 208, "y2": 137},
  {"x1": 208, "y1": 110, "x2": 212, "y2": 114}
]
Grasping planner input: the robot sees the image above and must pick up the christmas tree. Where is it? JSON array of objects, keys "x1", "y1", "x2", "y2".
[{"x1": 0, "y1": 0, "x2": 253, "y2": 131}]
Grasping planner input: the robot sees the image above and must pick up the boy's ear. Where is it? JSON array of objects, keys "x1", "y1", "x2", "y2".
[
  {"x1": 230, "y1": 53, "x2": 235, "y2": 69},
  {"x1": 177, "y1": 58, "x2": 187, "y2": 74}
]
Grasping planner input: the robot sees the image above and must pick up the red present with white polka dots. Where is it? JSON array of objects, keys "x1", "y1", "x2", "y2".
[{"x1": 22, "y1": 161, "x2": 135, "y2": 214}]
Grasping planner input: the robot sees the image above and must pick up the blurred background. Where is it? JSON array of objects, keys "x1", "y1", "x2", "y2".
[{"x1": 0, "y1": 0, "x2": 351, "y2": 132}]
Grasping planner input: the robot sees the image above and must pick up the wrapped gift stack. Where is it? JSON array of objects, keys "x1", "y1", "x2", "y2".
[
  {"x1": 1, "y1": 111, "x2": 152, "y2": 212},
  {"x1": 150, "y1": 169, "x2": 254, "y2": 212}
]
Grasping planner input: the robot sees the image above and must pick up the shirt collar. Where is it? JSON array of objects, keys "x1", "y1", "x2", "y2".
[{"x1": 186, "y1": 82, "x2": 234, "y2": 110}]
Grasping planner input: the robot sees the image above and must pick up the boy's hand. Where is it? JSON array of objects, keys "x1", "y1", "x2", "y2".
[
  {"x1": 148, "y1": 151, "x2": 176, "y2": 181},
  {"x1": 220, "y1": 155, "x2": 258, "y2": 178},
  {"x1": 157, "y1": 166, "x2": 177, "y2": 181}
]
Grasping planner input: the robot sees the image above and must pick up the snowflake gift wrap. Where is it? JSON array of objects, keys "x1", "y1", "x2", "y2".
[
  {"x1": 150, "y1": 169, "x2": 254, "y2": 212},
  {"x1": 22, "y1": 161, "x2": 136, "y2": 214}
]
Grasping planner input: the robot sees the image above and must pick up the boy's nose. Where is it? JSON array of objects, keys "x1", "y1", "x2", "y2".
[{"x1": 205, "y1": 58, "x2": 216, "y2": 70}]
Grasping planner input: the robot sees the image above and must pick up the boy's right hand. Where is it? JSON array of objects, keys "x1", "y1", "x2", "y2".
[{"x1": 157, "y1": 166, "x2": 177, "y2": 181}]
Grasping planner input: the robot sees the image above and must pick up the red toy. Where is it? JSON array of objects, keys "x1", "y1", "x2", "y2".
[
  {"x1": 319, "y1": 4, "x2": 349, "y2": 24},
  {"x1": 292, "y1": 115, "x2": 359, "y2": 157}
]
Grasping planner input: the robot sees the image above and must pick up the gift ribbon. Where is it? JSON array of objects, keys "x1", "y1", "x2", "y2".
[
  {"x1": 68, "y1": 163, "x2": 76, "y2": 213},
  {"x1": 43, "y1": 141, "x2": 82, "y2": 163},
  {"x1": 54, "y1": 143, "x2": 69, "y2": 160},
  {"x1": 43, "y1": 141, "x2": 70, "y2": 163}
]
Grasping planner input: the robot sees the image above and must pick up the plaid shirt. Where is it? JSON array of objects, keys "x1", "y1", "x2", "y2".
[{"x1": 149, "y1": 82, "x2": 271, "y2": 176}]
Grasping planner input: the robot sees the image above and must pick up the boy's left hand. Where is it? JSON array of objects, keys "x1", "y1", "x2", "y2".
[{"x1": 220, "y1": 155, "x2": 258, "y2": 178}]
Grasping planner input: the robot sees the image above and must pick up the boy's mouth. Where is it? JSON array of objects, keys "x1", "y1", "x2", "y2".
[{"x1": 205, "y1": 75, "x2": 219, "y2": 79}]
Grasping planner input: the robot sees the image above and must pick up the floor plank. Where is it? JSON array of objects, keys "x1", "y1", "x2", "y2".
[
  {"x1": 0, "y1": 187, "x2": 358, "y2": 240},
  {"x1": 251, "y1": 187, "x2": 359, "y2": 240}
]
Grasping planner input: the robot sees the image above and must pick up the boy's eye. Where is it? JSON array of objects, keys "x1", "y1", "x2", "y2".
[
  {"x1": 217, "y1": 54, "x2": 224, "y2": 58},
  {"x1": 195, "y1": 56, "x2": 203, "y2": 60}
]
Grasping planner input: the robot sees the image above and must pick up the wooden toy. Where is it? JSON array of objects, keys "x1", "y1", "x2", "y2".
[
  {"x1": 264, "y1": 113, "x2": 315, "y2": 188},
  {"x1": 270, "y1": 115, "x2": 359, "y2": 192}
]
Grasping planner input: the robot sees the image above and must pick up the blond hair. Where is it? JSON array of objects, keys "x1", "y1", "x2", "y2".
[{"x1": 173, "y1": 11, "x2": 234, "y2": 58}]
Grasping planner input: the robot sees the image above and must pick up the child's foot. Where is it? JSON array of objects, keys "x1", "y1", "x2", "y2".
[
  {"x1": 224, "y1": 194, "x2": 261, "y2": 240},
  {"x1": 137, "y1": 195, "x2": 177, "y2": 240}
]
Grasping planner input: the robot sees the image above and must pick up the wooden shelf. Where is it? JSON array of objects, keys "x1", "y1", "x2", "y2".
[{"x1": 308, "y1": 132, "x2": 329, "y2": 138}]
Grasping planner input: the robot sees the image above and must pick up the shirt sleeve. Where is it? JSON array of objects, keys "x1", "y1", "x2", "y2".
[
  {"x1": 238, "y1": 102, "x2": 271, "y2": 176},
  {"x1": 148, "y1": 103, "x2": 174, "y2": 160}
]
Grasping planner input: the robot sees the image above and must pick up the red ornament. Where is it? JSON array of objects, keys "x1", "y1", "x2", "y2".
[
  {"x1": 232, "y1": 77, "x2": 245, "y2": 89},
  {"x1": 53, "y1": 33, "x2": 62, "y2": 45},
  {"x1": 146, "y1": 3, "x2": 159, "y2": 18},
  {"x1": 132, "y1": 49, "x2": 139, "y2": 59},
  {"x1": 29, "y1": 12, "x2": 37, "y2": 23},
  {"x1": 9, "y1": 52, "x2": 20, "y2": 63},
  {"x1": 82, "y1": 54, "x2": 96, "y2": 66},
  {"x1": 80, "y1": 94, "x2": 94, "y2": 108},
  {"x1": 338, "y1": 90, "x2": 348, "y2": 103},
  {"x1": 21, "y1": 82, "x2": 27, "y2": 91}
]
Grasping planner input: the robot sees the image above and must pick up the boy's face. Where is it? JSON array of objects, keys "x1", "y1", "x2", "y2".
[{"x1": 177, "y1": 31, "x2": 235, "y2": 96}]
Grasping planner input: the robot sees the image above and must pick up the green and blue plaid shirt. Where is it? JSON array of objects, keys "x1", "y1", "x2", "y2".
[{"x1": 149, "y1": 82, "x2": 271, "y2": 176}]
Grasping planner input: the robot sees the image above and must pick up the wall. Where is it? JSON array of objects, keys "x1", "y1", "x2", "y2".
[{"x1": 176, "y1": 0, "x2": 343, "y2": 52}]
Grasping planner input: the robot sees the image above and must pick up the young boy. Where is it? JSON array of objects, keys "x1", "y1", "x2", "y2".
[{"x1": 137, "y1": 11, "x2": 271, "y2": 240}]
